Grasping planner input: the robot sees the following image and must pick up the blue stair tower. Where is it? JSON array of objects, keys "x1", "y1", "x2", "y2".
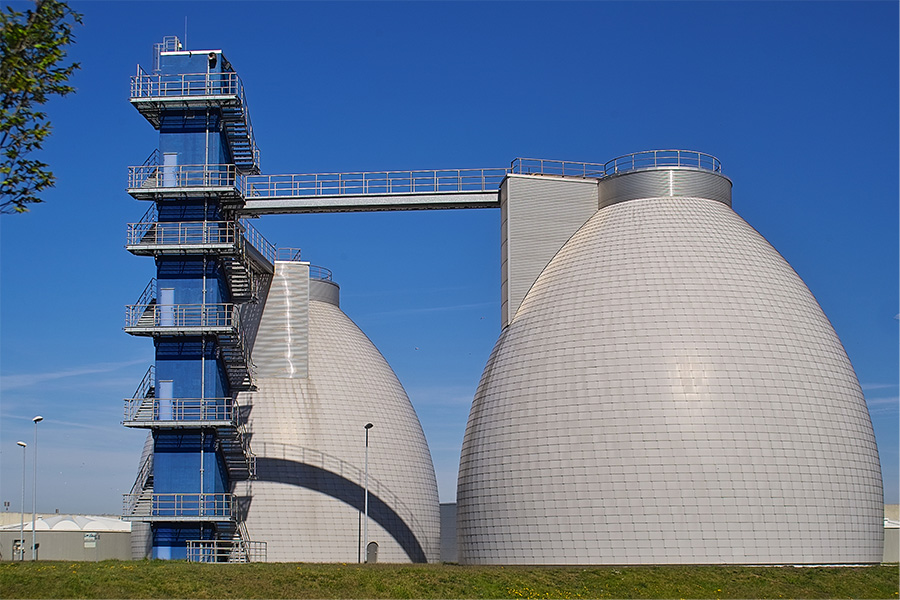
[{"x1": 122, "y1": 36, "x2": 272, "y2": 562}]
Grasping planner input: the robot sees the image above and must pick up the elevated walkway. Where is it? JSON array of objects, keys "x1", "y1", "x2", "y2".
[
  {"x1": 238, "y1": 167, "x2": 508, "y2": 215},
  {"x1": 127, "y1": 152, "x2": 722, "y2": 215}
]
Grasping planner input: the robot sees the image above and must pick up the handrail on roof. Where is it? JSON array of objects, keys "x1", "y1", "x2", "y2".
[
  {"x1": 275, "y1": 248, "x2": 302, "y2": 262},
  {"x1": 509, "y1": 157, "x2": 606, "y2": 178},
  {"x1": 603, "y1": 149, "x2": 722, "y2": 175},
  {"x1": 309, "y1": 265, "x2": 333, "y2": 282},
  {"x1": 509, "y1": 151, "x2": 722, "y2": 179}
]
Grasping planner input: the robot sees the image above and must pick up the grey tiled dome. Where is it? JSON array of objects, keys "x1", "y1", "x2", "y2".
[
  {"x1": 236, "y1": 264, "x2": 440, "y2": 562},
  {"x1": 458, "y1": 192, "x2": 883, "y2": 564}
]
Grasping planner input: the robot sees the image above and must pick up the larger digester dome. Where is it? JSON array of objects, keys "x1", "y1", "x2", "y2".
[
  {"x1": 457, "y1": 154, "x2": 883, "y2": 565},
  {"x1": 235, "y1": 261, "x2": 440, "y2": 562}
]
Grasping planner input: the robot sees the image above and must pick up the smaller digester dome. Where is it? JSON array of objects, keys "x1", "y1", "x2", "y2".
[{"x1": 236, "y1": 261, "x2": 440, "y2": 562}]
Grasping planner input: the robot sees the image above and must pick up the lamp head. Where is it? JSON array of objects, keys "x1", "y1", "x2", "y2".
[
  {"x1": 365, "y1": 423, "x2": 373, "y2": 430},
  {"x1": 33, "y1": 416, "x2": 43, "y2": 423},
  {"x1": 16, "y1": 441, "x2": 26, "y2": 448}
]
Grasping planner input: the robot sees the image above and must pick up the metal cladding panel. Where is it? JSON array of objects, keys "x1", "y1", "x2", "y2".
[
  {"x1": 598, "y1": 168, "x2": 732, "y2": 209},
  {"x1": 234, "y1": 299, "x2": 440, "y2": 563},
  {"x1": 501, "y1": 175, "x2": 598, "y2": 328},
  {"x1": 459, "y1": 195, "x2": 883, "y2": 565},
  {"x1": 499, "y1": 182, "x2": 509, "y2": 328},
  {"x1": 310, "y1": 279, "x2": 340, "y2": 306},
  {"x1": 252, "y1": 262, "x2": 309, "y2": 379}
]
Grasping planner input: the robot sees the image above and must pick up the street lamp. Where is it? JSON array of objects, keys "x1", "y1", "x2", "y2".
[
  {"x1": 364, "y1": 423, "x2": 373, "y2": 563},
  {"x1": 31, "y1": 416, "x2": 43, "y2": 561},
  {"x1": 16, "y1": 441, "x2": 27, "y2": 561}
]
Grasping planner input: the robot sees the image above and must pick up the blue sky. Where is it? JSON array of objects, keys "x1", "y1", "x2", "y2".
[{"x1": 1, "y1": 1, "x2": 897, "y2": 515}]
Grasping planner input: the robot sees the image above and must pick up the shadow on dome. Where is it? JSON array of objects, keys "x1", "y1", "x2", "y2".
[{"x1": 254, "y1": 456, "x2": 427, "y2": 563}]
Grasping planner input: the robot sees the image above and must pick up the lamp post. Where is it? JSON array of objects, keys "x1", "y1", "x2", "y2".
[
  {"x1": 31, "y1": 416, "x2": 43, "y2": 561},
  {"x1": 16, "y1": 441, "x2": 27, "y2": 561},
  {"x1": 363, "y1": 422, "x2": 373, "y2": 563}
]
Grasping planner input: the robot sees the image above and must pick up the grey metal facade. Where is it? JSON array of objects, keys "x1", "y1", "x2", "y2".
[
  {"x1": 458, "y1": 166, "x2": 883, "y2": 565},
  {"x1": 500, "y1": 175, "x2": 598, "y2": 327}
]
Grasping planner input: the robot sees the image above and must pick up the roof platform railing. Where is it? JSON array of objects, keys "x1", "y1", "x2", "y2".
[
  {"x1": 310, "y1": 265, "x2": 333, "y2": 282},
  {"x1": 123, "y1": 492, "x2": 234, "y2": 522},
  {"x1": 603, "y1": 149, "x2": 722, "y2": 175},
  {"x1": 123, "y1": 396, "x2": 237, "y2": 428},
  {"x1": 275, "y1": 247, "x2": 303, "y2": 262},
  {"x1": 130, "y1": 66, "x2": 260, "y2": 173},
  {"x1": 131, "y1": 67, "x2": 240, "y2": 110},
  {"x1": 510, "y1": 157, "x2": 607, "y2": 178}
]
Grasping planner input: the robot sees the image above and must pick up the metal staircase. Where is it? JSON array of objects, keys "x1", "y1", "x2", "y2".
[
  {"x1": 124, "y1": 453, "x2": 154, "y2": 520},
  {"x1": 123, "y1": 366, "x2": 156, "y2": 424},
  {"x1": 221, "y1": 105, "x2": 260, "y2": 175},
  {"x1": 217, "y1": 423, "x2": 255, "y2": 480}
]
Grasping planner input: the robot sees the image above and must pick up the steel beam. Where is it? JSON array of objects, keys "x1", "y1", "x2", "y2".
[{"x1": 238, "y1": 191, "x2": 500, "y2": 216}]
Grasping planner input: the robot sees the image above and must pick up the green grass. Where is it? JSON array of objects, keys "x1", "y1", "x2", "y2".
[{"x1": 1, "y1": 561, "x2": 897, "y2": 599}]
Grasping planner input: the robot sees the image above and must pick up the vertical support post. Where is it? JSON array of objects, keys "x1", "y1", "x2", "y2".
[
  {"x1": 363, "y1": 422, "x2": 373, "y2": 562},
  {"x1": 17, "y1": 441, "x2": 26, "y2": 561},
  {"x1": 31, "y1": 416, "x2": 42, "y2": 560}
]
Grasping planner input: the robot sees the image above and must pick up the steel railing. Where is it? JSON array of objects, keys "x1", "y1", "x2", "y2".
[
  {"x1": 125, "y1": 303, "x2": 239, "y2": 330},
  {"x1": 243, "y1": 167, "x2": 508, "y2": 198},
  {"x1": 603, "y1": 149, "x2": 722, "y2": 175},
  {"x1": 270, "y1": 250, "x2": 333, "y2": 280},
  {"x1": 128, "y1": 163, "x2": 241, "y2": 191},
  {"x1": 131, "y1": 365, "x2": 155, "y2": 400},
  {"x1": 128, "y1": 453, "x2": 153, "y2": 498},
  {"x1": 309, "y1": 265, "x2": 333, "y2": 281},
  {"x1": 132, "y1": 278, "x2": 157, "y2": 309},
  {"x1": 123, "y1": 492, "x2": 233, "y2": 519},
  {"x1": 127, "y1": 220, "x2": 240, "y2": 247},
  {"x1": 152, "y1": 36, "x2": 182, "y2": 72},
  {"x1": 510, "y1": 157, "x2": 606, "y2": 178},
  {"x1": 275, "y1": 247, "x2": 302, "y2": 262},
  {"x1": 131, "y1": 69, "x2": 241, "y2": 100},
  {"x1": 124, "y1": 397, "x2": 236, "y2": 423},
  {"x1": 239, "y1": 219, "x2": 276, "y2": 264},
  {"x1": 124, "y1": 215, "x2": 274, "y2": 267},
  {"x1": 186, "y1": 539, "x2": 266, "y2": 563},
  {"x1": 131, "y1": 65, "x2": 260, "y2": 171}
]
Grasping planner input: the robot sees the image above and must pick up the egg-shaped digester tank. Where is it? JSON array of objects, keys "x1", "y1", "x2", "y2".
[
  {"x1": 457, "y1": 152, "x2": 883, "y2": 565},
  {"x1": 235, "y1": 261, "x2": 440, "y2": 562}
]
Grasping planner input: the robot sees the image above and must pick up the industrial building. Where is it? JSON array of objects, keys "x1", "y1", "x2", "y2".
[
  {"x1": 0, "y1": 515, "x2": 131, "y2": 562},
  {"x1": 121, "y1": 37, "x2": 883, "y2": 564}
]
